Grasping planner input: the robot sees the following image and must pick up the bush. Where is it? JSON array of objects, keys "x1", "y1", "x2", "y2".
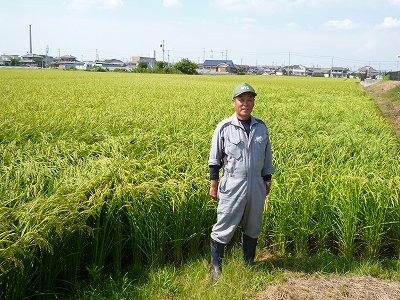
[
  {"x1": 174, "y1": 59, "x2": 198, "y2": 75},
  {"x1": 92, "y1": 66, "x2": 107, "y2": 72}
]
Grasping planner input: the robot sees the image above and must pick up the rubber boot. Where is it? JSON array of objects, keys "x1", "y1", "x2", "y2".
[
  {"x1": 210, "y1": 238, "x2": 225, "y2": 281},
  {"x1": 242, "y1": 234, "x2": 257, "y2": 267}
]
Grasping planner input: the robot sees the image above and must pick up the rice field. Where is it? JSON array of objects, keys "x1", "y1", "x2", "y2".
[{"x1": 0, "y1": 69, "x2": 399, "y2": 298}]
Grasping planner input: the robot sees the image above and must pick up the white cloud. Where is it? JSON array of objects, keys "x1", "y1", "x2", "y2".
[
  {"x1": 240, "y1": 17, "x2": 256, "y2": 29},
  {"x1": 388, "y1": 0, "x2": 400, "y2": 5},
  {"x1": 323, "y1": 19, "x2": 359, "y2": 30},
  {"x1": 286, "y1": 22, "x2": 299, "y2": 29},
  {"x1": 162, "y1": 0, "x2": 182, "y2": 7},
  {"x1": 66, "y1": 0, "x2": 123, "y2": 11},
  {"x1": 214, "y1": 0, "x2": 339, "y2": 11},
  {"x1": 377, "y1": 17, "x2": 400, "y2": 29}
]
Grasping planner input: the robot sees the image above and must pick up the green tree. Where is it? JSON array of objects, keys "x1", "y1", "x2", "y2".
[
  {"x1": 10, "y1": 58, "x2": 21, "y2": 66},
  {"x1": 174, "y1": 58, "x2": 198, "y2": 75},
  {"x1": 137, "y1": 61, "x2": 148, "y2": 69},
  {"x1": 237, "y1": 66, "x2": 246, "y2": 75},
  {"x1": 156, "y1": 61, "x2": 168, "y2": 69}
]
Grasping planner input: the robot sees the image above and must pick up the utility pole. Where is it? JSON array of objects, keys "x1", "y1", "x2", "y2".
[
  {"x1": 160, "y1": 40, "x2": 165, "y2": 62},
  {"x1": 288, "y1": 51, "x2": 291, "y2": 75},
  {"x1": 225, "y1": 50, "x2": 228, "y2": 60},
  {"x1": 29, "y1": 25, "x2": 32, "y2": 54}
]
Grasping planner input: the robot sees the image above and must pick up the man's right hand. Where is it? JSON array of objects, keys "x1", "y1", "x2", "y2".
[{"x1": 209, "y1": 179, "x2": 219, "y2": 200}]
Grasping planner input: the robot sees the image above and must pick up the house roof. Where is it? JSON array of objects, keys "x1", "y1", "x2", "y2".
[
  {"x1": 358, "y1": 66, "x2": 378, "y2": 72},
  {"x1": 203, "y1": 59, "x2": 235, "y2": 67}
]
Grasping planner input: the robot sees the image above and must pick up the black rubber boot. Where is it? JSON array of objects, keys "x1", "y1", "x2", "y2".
[
  {"x1": 242, "y1": 234, "x2": 257, "y2": 267},
  {"x1": 210, "y1": 238, "x2": 225, "y2": 281}
]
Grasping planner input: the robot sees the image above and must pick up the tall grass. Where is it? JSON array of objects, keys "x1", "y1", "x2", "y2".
[{"x1": 0, "y1": 70, "x2": 399, "y2": 298}]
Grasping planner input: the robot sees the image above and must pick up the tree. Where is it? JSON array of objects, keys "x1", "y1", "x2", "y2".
[
  {"x1": 174, "y1": 58, "x2": 198, "y2": 75},
  {"x1": 156, "y1": 61, "x2": 168, "y2": 69},
  {"x1": 10, "y1": 58, "x2": 21, "y2": 66},
  {"x1": 137, "y1": 61, "x2": 148, "y2": 69}
]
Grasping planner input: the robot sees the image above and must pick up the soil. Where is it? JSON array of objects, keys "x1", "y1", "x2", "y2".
[
  {"x1": 254, "y1": 273, "x2": 400, "y2": 300},
  {"x1": 254, "y1": 80, "x2": 400, "y2": 300}
]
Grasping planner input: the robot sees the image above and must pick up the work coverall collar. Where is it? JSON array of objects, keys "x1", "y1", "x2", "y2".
[{"x1": 231, "y1": 113, "x2": 259, "y2": 128}]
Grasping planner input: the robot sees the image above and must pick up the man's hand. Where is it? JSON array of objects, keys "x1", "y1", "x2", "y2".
[
  {"x1": 209, "y1": 179, "x2": 219, "y2": 200},
  {"x1": 265, "y1": 181, "x2": 272, "y2": 196}
]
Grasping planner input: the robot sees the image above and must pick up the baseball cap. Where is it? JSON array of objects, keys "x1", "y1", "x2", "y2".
[{"x1": 232, "y1": 82, "x2": 257, "y2": 98}]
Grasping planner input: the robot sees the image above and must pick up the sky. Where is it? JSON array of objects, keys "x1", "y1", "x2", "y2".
[{"x1": 1, "y1": 0, "x2": 400, "y2": 70}]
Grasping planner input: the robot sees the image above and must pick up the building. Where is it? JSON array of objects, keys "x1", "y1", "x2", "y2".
[
  {"x1": 131, "y1": 56, "x2": 156, "y2": 68},
  {"x1": 20, "y1": 53, "x2": 47, "y2": 67},
  {"x1": 53, "y1": 55, "x2": 78, "y2": 69},
  {"x1": 201, "y1": 60, "x2": 237, "y2": 73},
  {"x1": 94, "y1": 59, "x2": 126, "y2": 71},
  {"x1": 358, "y1": 66, "x2": 380, "y2": 79},
  {"x1": 309, "y1": 67, "x2": 331, "y2": 77},
  {"x1": 331, "y1": 67, "x2": 348, "y2": 78},
  {"x1": 0, "y1": 54, "x2": 20, "y2": 66}
]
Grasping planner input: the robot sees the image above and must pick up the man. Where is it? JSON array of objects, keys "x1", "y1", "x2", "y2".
[{"x1": 208, "y1": 82, "x2": 274, "y2": 281}]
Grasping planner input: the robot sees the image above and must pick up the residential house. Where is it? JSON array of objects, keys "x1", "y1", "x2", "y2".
[
  {"x1": 292, "y1": 65, "x2": 308, "y2": 76},
  {"x1": 131, "y1": 56, "x2": 156, "y2": 68},
  {"x1": 284, "y1": 65, "x2": 307, "y2": 76},
  {"x1": 331, "y1": 67, "x2": 348, "y2": 78},
  {"x1": 201, "y1": 60, "x2": 237, "y2": 74},
  {"x1": 358, "y1": 66, "x2": 379, "y2": 79},
  {"x1": 94, "y1": 59, "x2": 126, "y2": 71},
  {"x1": 20, "y1": 53, "x2": 47, "y2": 67},
  {"x1": 53, "y1": 55, "x2": 78, "y2": 69},
  {"x1": 75, "y1": 62, "x2": 94, "y2": 71},
  {"x1": 309, "y1": 67, "x2": 331, "y2": 77}
]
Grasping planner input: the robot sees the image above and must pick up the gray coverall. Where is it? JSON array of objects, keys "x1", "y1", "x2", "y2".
[{"x1": 209, "y1": 113, "x2": 275, "y2": 245}]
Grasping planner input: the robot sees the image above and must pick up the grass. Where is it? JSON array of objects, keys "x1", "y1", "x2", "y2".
[{"x1": 67, "y1": 248, "x2": 400, "y2": 300}]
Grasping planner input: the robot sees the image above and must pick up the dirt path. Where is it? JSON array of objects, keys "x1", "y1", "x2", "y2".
[
  {"x1": 254, "y1": 80, "x2": 400, "y2": 300},
  {"x1": 255, "y1": 273, "x2": 400, "y2": 300}
]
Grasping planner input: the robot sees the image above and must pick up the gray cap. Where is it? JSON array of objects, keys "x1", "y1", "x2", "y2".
[{"x1": 232, "y1": 82, "x2": 257, "y2": 98}]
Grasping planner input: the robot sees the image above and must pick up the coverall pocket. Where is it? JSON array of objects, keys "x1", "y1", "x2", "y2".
[
  {"x1": 226, "y1": 138, "x2": 242, "y2": 160},
  {"x1": 218, "y1": 176, "x2": 227, "y2": 194},
  {"x1": 217, "y1": 198, "x2": 233, "y2": 214}
]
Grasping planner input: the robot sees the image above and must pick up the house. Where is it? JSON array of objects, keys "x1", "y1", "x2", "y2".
[
  {"x1": 358, "y1": 66, "x2": 379, "y2": 79},
  {"x1": 53, "y1": 55, "x2": 78, "y2": 69},
  {"x1": 202, "y1": 60, "x2": 237, "y2": 73},
  {"x1": 292, "y1": 65, "x2": 307, "y2": 76},
  {"x1": 20, "y1": 54, "x2": 46, "y2": 67},
  {"x1": 75, "y1": 62, "x2": 94, "y2": 71},
  {"x1": 94, "y1": 59, "x2": 126, "y2": 71},
  {"x1": 309, "y1": 67, "x2": 331, "y2": 77},
  {"x1": 283, "y1": 65, "x2": 307, "y2": 76},
  {"x1": 331, "y1": 67, "x2": 348, "y2": 78},
  {"x1": 131, "y1": 56, "x2": 156, "y2": 68}
]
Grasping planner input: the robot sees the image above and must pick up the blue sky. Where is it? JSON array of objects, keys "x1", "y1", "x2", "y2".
[{"x1": 1, "y1": 0, "x2": 400, "y2": 70}]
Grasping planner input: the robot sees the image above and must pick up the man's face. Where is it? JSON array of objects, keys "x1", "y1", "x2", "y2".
[{"x1": 232, "y1": 92, "x2": 255, "y2": 120}]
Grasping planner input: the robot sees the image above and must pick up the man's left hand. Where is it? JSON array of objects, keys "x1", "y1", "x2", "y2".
[{"x1": 265, "y1": 181, "x2": 272, "y2": 196}]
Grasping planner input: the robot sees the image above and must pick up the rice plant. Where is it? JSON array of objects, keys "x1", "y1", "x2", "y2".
[{"x1": 0, "y1": 69, "x2": 399, "y2": 298}]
